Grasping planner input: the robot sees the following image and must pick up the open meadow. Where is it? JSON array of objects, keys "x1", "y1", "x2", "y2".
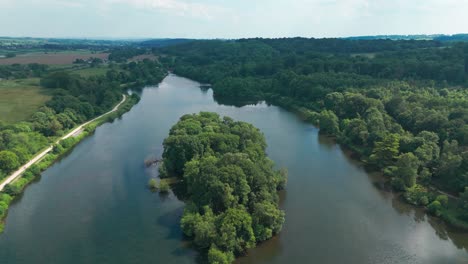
[{"x1": 0, "y1": 78, "x2": 51, "y2": 123}]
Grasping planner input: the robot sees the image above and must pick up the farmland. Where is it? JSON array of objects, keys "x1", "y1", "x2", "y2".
[
  {"x1": 0, "y1": 78, "x2": 52, "y2": 123},
  {"x1": 0, "y1": 52, "x2": 109, "y2": 65}
]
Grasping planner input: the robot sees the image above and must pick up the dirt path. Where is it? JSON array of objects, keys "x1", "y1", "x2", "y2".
[{"x1": 0, "y1": 94, "x2": 127, "y2": 191}]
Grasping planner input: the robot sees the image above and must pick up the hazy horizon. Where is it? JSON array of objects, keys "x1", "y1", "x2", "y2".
[
  {"x1": 1, "y1": 0, "x2": 468, "y2": 39},
  {"x1": 1, "y1": 33, "x2": 468, "y2": 41}
]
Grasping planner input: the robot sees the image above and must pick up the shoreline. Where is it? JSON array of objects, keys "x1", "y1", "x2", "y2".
[
  {"x1": 0, "y1": 94, "x2": 139, "y2": 232},
  {"x1": 176, "y1": 75, "x2": 468, "y2": 233},
  {"x1": 268, "y1": 95, "x2": 468, "y2": 232}
]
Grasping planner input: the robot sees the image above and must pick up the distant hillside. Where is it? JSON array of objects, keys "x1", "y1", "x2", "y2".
[
  {"x1": 346, "y1": 34, "x2": 468, "y2": 42},
  {"x1": 139, "y1": 38, "x2": 194, "y2": 47}
]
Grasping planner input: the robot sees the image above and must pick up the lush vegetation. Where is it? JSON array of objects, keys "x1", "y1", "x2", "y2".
[
  {"x1": 0, "y1": 92, "x2": 140, "y2": 232},
  {"x1": 159, "y1": 38, "x2": 468, "y2": 228},
  {"x1": 0, "y1": 59, "x2": 165, "y2": 178},
  {"x1": 161, "y1": 112, "x2": 287, "y2": 263},
  {"x1": 0, "y1": 51, "x2": 165, "y2": 231}
]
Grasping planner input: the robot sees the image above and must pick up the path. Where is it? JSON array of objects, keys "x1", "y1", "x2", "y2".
[{"x1": 0, "y1": 94, "x2": 127, "y2": 191}]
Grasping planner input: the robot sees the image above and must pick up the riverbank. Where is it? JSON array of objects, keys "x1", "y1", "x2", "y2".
[
  {"x1": 262, "y1": 93, "x2": 468, "y2": 231},
  {"x1": 1, "y1": 74, "x2": 466, "y2": 263},
  {"x1": 0, "y1": 94, "x2": 139, "y2": 232}
]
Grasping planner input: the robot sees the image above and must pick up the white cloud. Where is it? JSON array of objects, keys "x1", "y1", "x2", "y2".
[{"x1": 105, "y1": 0, "x2": 230, "y2": 20}]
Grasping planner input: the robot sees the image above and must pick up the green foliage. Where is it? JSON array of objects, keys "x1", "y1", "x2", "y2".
[
  {"x1": 428, "y1": 201, "x2": 443, "y2": 217},
  {"x1": 156, "y1": 38, "x2": 468, "y2": 229},
  {"x1": 0, "y1": 150, "x2": 20, "y2": 173},
  {"x1": 395, "y1": 153, "x2": 420, "y2": 188},
  {"x1": 163, "y1": 113, "x2": 285, "y2": 262},
  {"x1": 208, "y1": 245, "x2": 235, "y2": 264},
  {"x1": 369, "y1": 134, "x2": 400, "y2": 168},
  {"x1": 436, "y1": 195, "x2": 449, "y2": 207},
  {"x1": 158, "y1": 179, "x2": 170, "y2": 193},
  {"x1": 148, "y1": 178, "x2": 157, "y2": 189},
  {"x1": 460, "y1": 187, "x2": 468, "y2": 220},
  {"x1": 404, "y1": 184, "x2": 430, "y2": 206},
  {"x1": 319, "y1": 110, "x2": 340, "y2": 135}
]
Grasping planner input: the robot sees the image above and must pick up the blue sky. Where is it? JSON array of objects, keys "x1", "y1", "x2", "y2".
[{"x1": 0, "y1": 0, "x2": 467, "y2": 38}]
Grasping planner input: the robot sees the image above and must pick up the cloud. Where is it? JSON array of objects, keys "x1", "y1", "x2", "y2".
[{"x1": 105, "y1": 0, "x2": 230, "y2": 20}]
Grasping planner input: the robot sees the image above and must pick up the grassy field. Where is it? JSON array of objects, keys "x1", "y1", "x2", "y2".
[
  {"x1": 70, "y1": 66, "x2": 109, "y2": 77},
  {"x1": 0, "y1": 52, "x2": 109, "y2": 65},
  {"x1": 0, "y1": 78, "x2": 52, "y2": 123}
]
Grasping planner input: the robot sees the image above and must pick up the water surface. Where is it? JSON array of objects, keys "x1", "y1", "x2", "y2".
[{"x1": 1, "y1": 74, "x2": 467, "y2": 264}]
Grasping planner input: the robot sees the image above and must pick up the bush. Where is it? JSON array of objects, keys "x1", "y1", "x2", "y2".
[
  {"x1": 419, "y1": 196, "x2": 429, "y2": 206},
  {"x1": 4, "y1": 184, "x2": 21, "y2": 196},
  {"x1": 0, "y1": 201, "x2": 8, "y2": 217},
  {"x1": 404, "y1": 184, "x2": 429, "y2": 206},
  {"x1": 158, "y1": 162, "x2": 168, "y2": 178},
  {"x1": 159, "y1": 179, "x2": 170, "y2": 193},
  {"x1": 53, "y1": 144, "x2": 64, "y2": 154},
  {"x1": 428, "y1": 201, "x2": 443, "y2": 217},
  {"x1": 436, "y1": 195, "x2": 449, "y2": 207},
  {"x1": 148, "y1": 178, "x2": 157, "y2": 189}
]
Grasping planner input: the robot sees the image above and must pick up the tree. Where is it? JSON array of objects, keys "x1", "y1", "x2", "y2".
[
  {"x1": 319, "y1": 110, "x2": 339, "y2": 135},
  {"x1": 460, "y1": 187, "x2": 468, "y2": 220},
  {"x1": 437, "y1": 140, "x2": 462, "y2": 187},
  {"x1": 428, "y1": 201, "x2": 443, "y2": 216},
  {"x1": 369, "y1": 133, "x2": 400, "y2": 168},
  {"x1": 0, "y1": 150, "x2": 20, "y2": 173},
  {"x1": 340, "y1": 118, "x2": 369, "y2": 146},
  {"x1": 207, "y1": 245, "x2": 234, "y2": 264},
  {"x1": 395, "y1": 153, "x2": 420, "y2": 188}
]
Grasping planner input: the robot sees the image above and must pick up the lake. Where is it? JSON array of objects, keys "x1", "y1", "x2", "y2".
[{"x1": 0, "y1": 74, "x2": 467, "y2": 264}]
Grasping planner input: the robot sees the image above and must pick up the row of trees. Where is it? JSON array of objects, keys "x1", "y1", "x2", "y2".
[
  {"x1": 0, "y1": 63, "x2": 49, "y2": 79},
  {"x1": 161, "y1": 112, "x2": 286, "y2": 263},
  {"x1": 159, "y1": 38, "x2": 468, "y2": 226}
]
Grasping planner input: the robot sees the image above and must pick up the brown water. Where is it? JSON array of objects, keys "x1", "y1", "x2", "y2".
[{"x1": 0, "y1": 74, "x2": 467, "y2": 264}]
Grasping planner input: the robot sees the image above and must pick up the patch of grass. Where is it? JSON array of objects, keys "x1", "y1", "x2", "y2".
[
  {"x1": 71, "y1": 66, "x2": 108, "y2": 78},
  {"x1": 0, "y1": 78, "x2": 52, "y2": 123}
]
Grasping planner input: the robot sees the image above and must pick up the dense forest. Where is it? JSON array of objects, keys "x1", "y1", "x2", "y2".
[
  {"x1": 158, "y1": 38, "x2": 468, "y2": 228},
  {"x1": 161, "y1": 112, "x2": 286, "y2": 263}
]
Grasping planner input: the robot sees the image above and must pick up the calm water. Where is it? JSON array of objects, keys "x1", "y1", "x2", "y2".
[{"x1": 1, "y1": 74, "x2": 467, "y2": 264}]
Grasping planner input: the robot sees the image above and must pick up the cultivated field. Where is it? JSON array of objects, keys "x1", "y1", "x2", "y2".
[
  {"x1": 0, "y1": 78, "x2": 52, "y2": 123},
  {"x1": 0, "y1": 52, "x2": 109, "y2": 65}
]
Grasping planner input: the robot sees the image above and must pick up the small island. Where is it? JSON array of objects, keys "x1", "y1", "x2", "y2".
[{"x1": 160, "y1": 112, "x2": 287, "y2": 263}]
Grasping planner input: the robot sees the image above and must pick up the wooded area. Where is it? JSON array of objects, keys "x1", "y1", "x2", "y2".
[
  {"x1": 161, "y1": 112, "x2": 287, "y2": 263},
  {"x1": 160, "y1": 38, "x2": 468, "y2": 228}
]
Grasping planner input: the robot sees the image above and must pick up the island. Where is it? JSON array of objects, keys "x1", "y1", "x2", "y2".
[{"x1": 160, "y1": 112, "x2": 287, "y2": 263}]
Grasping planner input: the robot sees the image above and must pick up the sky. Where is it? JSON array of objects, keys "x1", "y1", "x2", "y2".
[{"x1": 0, "y1": 0, "x2": 467, "y2": 39}]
